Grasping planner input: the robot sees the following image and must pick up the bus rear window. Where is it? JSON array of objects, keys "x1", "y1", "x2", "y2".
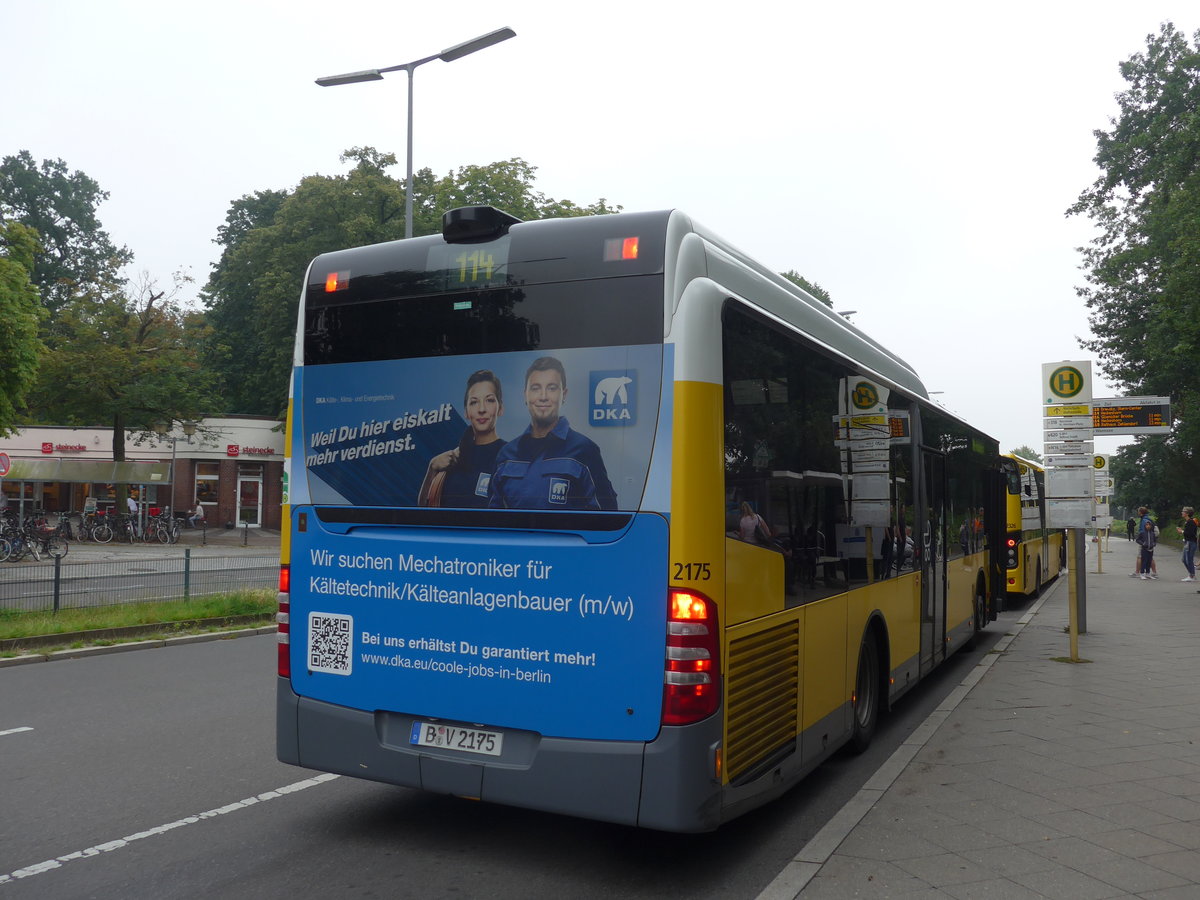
[{"x1": 305, "y1": 277, "x2": 664, "y2": 365}]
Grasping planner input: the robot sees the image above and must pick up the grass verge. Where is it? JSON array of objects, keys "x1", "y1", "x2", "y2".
[{"x1": 0, "y1": 590, "x2": 275, "y2": 643}]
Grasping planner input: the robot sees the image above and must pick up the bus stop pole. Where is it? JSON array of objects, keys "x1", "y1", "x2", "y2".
[
  {"x1": 1068, "y1": 529, "x2": 1080, "y2": 659},
  {"x1": 1080, "y1": 528, "x2": 1089, "y2": 633}
]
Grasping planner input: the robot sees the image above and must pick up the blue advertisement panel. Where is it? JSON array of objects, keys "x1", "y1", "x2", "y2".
[
  {"x1": 290, "y1": 514, "x2": 669, "y2": 741},
  {"x1": 297, "y1": 345, "x2": 663, "y2": 511},
  {"x1": 289, "y1": 342, "x2": 673, "y2": 741}
]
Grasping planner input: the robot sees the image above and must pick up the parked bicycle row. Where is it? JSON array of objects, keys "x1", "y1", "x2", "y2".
[
  {"x1": 0, "y1": 507, "x2": 187, "y2": 562},
  {"x1": 0, "y1": 509, "x2": 69, "y2": 562},
  {"x1": 69, "y1": 508, "x2": 185, "y2": 545}
]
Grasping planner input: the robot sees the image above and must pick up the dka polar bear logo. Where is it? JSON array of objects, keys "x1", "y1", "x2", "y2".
[{"x1": 589, "y1": 370, "x2": 636, "y2": 427}]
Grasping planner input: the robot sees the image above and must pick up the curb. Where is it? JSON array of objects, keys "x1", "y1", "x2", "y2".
[
  {"x1": 754, "y1": 578, "x2": 1062, "y2": 900},
  {"x1": 0, "y1": 626, "x2": 277, "y2": 668},
  {"x1": 0, "y1": 615, "x2": 274, "y2": 654}
]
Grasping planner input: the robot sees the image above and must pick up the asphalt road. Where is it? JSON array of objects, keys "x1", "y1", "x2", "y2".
[{"x1": 0, "y1": 613, "x2": 1010, "y2": 899}]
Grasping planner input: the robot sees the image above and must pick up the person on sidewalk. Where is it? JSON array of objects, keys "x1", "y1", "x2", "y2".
[
  {"x1": 1177, "y1": 506, "x2": 1198, "y2": 582},
  {"x1": 187, "y1": 502, "x2": 206, "y2": 529},
  {"x1": 126, "y1": 493, "x2": 140, "y2": 538},
  {"x1": 1130, "y1": 507, "x2": 1158, "y2": 578},
  {"x1": 1126, "y1": 515, "x2": 1136, "y2": 541},
  {"x1": 1136, "y1": 513, "x2": 1158, "y2": 579}
]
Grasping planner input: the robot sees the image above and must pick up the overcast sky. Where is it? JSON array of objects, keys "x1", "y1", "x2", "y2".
[{"x1": 6, "y1": 0, "x2": 1194, "y2": 455}]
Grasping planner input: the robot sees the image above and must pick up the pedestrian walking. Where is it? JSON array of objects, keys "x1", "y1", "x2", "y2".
[
  {"x1": 1126, "y1": 516, "x2": 1136, "y2": 541},
  {"x1": 1177, "y1": 506, "x2": 1198, "y2": 582}
]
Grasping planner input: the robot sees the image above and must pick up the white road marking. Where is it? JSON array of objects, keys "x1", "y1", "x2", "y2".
[
  {"x1": 0, "y1": 772, "x2": 341, "y2": 885},
  {"x1": 0, "y1": 727, "x2": 34, "y2": 737}
]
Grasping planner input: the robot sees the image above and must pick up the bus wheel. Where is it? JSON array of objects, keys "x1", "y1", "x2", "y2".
[
  {"x1": 967, "y1": 583, "x2": 987, "y2": 647},
  {"x1": 847, "y1": 629, "x2": 880, "y2": 754},
  {"x1": 1032, "y1": 561, "x2": 1042, "y2": 599}
]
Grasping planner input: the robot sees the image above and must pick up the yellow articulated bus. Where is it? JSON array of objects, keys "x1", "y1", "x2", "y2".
[
  {"x1": 1000, "y1": 454, "x2": 1064, "y2": 601},
  {"x1": 276, "y1": 206, "x2": 1006, "y2": 831}
]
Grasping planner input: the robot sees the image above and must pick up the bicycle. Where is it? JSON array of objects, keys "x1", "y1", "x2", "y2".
[
  {"x1": 113, "y1": 513, "x2": 137, "y2": 543},
  {"x1": 142, "y1": 513, "x2": 168, "y2": 544},
  {"x1": 3, "y1": 526, "x2": 40, "y2": 562},
  {"x1": 32, "y1": 521, "x2": 69, "y2": 558},
  {"x1": 90, "y1": 511, "x2": 114, "y2": 544}
]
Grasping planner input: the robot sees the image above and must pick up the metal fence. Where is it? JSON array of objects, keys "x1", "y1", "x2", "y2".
[{"x1": 0, "y1": 552, "x2": 277, "y2": 613}]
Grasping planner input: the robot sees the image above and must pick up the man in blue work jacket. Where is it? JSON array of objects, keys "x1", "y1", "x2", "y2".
[{"x1": 489, "y1": 356, "x2": 618, "y2": 511}]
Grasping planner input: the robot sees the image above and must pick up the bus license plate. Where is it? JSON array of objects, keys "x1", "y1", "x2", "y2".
[{"x1": 410, "y1": 722, "x2": 503, "y2": 757}]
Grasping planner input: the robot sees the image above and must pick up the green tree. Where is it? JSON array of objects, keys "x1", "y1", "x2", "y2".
[
  {"x1": 202, "y1": 150, "x2": 619, "y2": 416},
  {"x1": 1009, "y1": 445, "x2": 1043, "y2": 463},
  {"x1": 29, "y1": 270, "x2": 215, "y2": 461},
  {"x1": 780, "y1": 270, "x2": 833, "y2": 307},
  {"x1": 1068, "y1": 22, "x2": 1200, "y2": 503},
  {"x1": 0, "y1": 151, "x2": 132, "y2": 316},
  {"x1": 1110, "y1": 439, "x2": 1182, "y2": 517},
  {"x1": 0, "y1": 222, "x2": 45, "y2": 432},
  {"x1": 424, "y1": 158, "x2": 618, "y2": 232}
]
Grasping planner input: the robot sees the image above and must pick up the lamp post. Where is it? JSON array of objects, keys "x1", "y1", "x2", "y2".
[
  {"x1": 315, "y1": 27, "x2": 516, "y2": 239},
  {"x1": 153, "y1": 421, "x2": 197, "y2": 517}
]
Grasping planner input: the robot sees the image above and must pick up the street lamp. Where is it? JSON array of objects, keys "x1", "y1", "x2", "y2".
[
  {"x1": 316, "y1": 27, "x2": 517, "y2": 239},
  {"x1": 153, "y1": 421, "x2": 197, "y2": 516}
]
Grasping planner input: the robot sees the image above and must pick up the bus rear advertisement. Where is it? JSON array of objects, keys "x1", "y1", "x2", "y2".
[{"x1": 277, "y1": 206, "x2": 1004, "y2": 831}]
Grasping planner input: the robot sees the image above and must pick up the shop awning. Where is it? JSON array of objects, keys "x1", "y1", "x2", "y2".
[{"x1": 1, "y1": 458, "x2": 172, "y2": 484}]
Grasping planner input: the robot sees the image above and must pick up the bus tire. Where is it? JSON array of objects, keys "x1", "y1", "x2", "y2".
[
  {"x1": 966, "y1": 581, "x2": 987, "y2": 647},
  {"x1": 1032, "y1": 560, "x2": 1042, "y2": 599},
  {"x1": 847, "y1": 628, "x2": 880, "y2": 755}
]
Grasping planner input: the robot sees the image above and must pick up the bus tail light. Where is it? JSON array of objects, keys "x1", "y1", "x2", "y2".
[
  {"x1": 1005, "y1": 532, "x2": 1019, "y2": 569},
  {"x1": 277, "y1": 565, "x2": 291, "y2": 678},
  {"x1": 663, "y1": 589, "x2": 720, "y2": 725},
  {"x1": 604, "y1": 236, "x2": 639, "y2": 261}
]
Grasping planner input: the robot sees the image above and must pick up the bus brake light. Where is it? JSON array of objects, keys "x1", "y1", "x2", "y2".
[
  {"x1": 325, "y1": 271, "x2": 349, "y2": 292},
  {"x1": 603, "y1": 236, "x2": 639, "y2": 262},
  {"x1": 277, "y1": 565, "x2": 291, "y2": 678},
  {"x1": 663, "y1": 589, "x2": 720, "y2": 726}
]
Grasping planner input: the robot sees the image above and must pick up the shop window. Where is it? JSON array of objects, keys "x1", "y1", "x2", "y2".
[{"x1": 195, "y1": 463, "x2": 219, "y2": 503}]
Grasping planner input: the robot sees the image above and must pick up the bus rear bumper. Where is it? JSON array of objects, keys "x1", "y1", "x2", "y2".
[{"x1": 277, "y1": 678, "x2": 723, "y2": 831}]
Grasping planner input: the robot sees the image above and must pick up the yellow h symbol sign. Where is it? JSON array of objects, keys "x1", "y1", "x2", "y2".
[{"x1": 1049, "y1": 366, "x2": 1084, "y2": 399}]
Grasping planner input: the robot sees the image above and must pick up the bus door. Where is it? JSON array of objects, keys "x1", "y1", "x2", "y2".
[{"x1": 919, "y1": 450, "x2": 947, "y2": 675}]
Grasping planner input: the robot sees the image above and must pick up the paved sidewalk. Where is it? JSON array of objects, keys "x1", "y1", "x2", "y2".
[
  {"x1": 762, "y1": 546, "x2": 1200, "y2": 899},
  {"x1": 63, "y1": 524, "x2": 281, "y2": 561}
]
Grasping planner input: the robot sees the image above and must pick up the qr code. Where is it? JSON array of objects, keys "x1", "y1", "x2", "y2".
[{"x1": 308, "y1": 612, "x2": 353, "y2": 675}]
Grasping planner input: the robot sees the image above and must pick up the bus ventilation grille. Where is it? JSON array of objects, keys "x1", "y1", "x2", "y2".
[{"x1": 725, "y1": 620, "x2": 800, "y2": 782}]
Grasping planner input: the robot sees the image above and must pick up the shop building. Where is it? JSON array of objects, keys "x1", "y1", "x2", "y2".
[{"x1": 0, "y1": 417, "x2": 284, "y2": 530}]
